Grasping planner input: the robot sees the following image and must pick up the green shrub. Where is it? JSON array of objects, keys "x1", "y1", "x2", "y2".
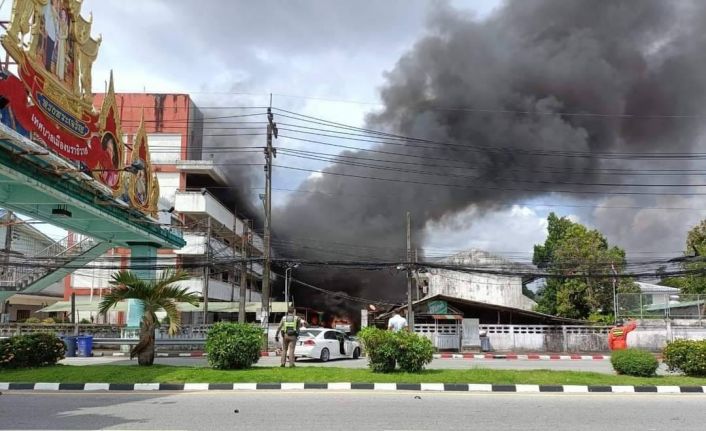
[
  {"x1": 358, "y1": 327, "x2": 398, "y2": 373},
  {"x1": 663, "y1": 339, "x2": 706, "y2": 377},
  {"x1": 395, "y1": 330, "x2": 434, "y2": 373},
  {"x1": 42, "y1": 317, "x2": 56, "y2": 324},
  {"x1": 79, "y1": 318, "x2": 91, "y2": 324},
  {"x1": 205, "y1": 322, "x2": 262, "y2": 369},
  {"x1": 610, "y1": 348, "x2": 658, "y2": 377},
  {"x1": 25, "y1": 317, "x2": 41, "y2": 323},
  {"x1": 0, "y1": 333, "x2": 65, "y2": 369},
  {"x1": 0, "y1": 338, "x2": 13, "y2": 367}
]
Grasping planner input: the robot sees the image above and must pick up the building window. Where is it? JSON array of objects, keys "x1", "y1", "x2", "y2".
[{"x1": 16, "y1": 309, "x2": 30, "y2": 321}]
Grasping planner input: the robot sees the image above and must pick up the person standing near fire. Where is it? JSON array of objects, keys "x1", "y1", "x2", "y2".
[
  {"x1": 387, "y1": 311, "x2": 408, "y2": 332},
  {"x1": 275, "y1": 307, "x2": 302, "y2": 367}
]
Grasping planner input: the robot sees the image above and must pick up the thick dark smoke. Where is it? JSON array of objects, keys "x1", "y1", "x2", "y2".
[{"x1": 271, "y1": 0, "x2": 706, "y2": 313}]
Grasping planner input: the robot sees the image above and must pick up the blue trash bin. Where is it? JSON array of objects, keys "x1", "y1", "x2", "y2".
[
  {"x1": 62, "y1": 336, "x2": 77, "y2": 357},
  {"x1": 76, "y1": 335, "x2": 93, "y2": 357}
]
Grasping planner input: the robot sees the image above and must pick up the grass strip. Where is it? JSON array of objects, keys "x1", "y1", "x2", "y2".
[{"x1": 2, "y1": 365, "x2": 706, "y2": 386}]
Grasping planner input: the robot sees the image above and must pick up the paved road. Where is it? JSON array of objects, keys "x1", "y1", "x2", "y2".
[
  {"x1": 1, "y1": 391, "x2": 704, "y2": 430},
  {"x1": 60, "y1": 356, "x2": 629, "y2": 374}
]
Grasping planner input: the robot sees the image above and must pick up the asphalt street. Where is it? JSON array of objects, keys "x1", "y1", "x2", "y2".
[
  {"x1": 2, "y1": 391, "x2": 705, "y2": 430},
  {"x1": 60, "y1": 356, "x2": 634, "y2": 374}
]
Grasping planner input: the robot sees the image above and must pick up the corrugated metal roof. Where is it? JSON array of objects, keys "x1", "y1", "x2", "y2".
[{"x1": 636, "y1": 282, "x2": 680, "y2": 293}]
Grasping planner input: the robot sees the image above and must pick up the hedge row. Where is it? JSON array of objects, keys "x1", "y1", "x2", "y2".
[
  {"x1": 205, "y1": 322, "x2": 263, "y2": 370},
  {"x1": 663, "y1": 339, "x2": 706, "y2": 377},
  {"x1": 0, "y1": 333, "x2": 65, "y2": 368},
  {"x1": 610, "y1": 349, "x2": 658, "y2": 377},
  {"x1": 357, "y1": 327, "x2": 434, "y2": 373}
]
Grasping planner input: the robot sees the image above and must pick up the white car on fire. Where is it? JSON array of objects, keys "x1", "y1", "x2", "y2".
[{"x1": 294, "y1": 328, "x2": 361, "y2": 362}]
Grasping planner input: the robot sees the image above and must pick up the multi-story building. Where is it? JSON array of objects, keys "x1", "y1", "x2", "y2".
[
  {"x1": 59, "y1": 93, "x2": 264, "y2": 323},
  {"x1": 420, "y1": 249, "x2": 537, "y2": 311},
  {"x1": 0, "y1": 209, "x2": 63, "y2": 322}
]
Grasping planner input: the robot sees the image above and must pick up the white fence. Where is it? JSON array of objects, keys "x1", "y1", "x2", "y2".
[
  {"x1": 480, "y1": 324, "x2": 610, "y2": 352},
  {"x1": 415, "y1": 323, "x2": 461, "y2": 350},
  {"x1": 414, "y1": 323, "x2": 611, "y2": 352},
  {"x1": 6, "y1": 322, "x2": 620, "y2": 352}
]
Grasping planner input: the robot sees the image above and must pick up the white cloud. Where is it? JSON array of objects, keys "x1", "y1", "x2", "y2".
[{"x1": 422, "y1": 204, "x2": 550, "y2": 262}]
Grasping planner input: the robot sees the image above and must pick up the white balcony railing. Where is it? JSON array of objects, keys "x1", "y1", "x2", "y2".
[{"x1": 174, "y1": 190, "x2": 264, "y2": 254}]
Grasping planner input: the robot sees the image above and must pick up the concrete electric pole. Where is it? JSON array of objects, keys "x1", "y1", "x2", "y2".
[
  {"x1": 261, "y1": 97, "x2": 277, "y2": 326},
  {"x1": 231, "y1": 211, "x2": 238, "y2": 304},
  {"x1": 406, "y1": 211, "x2": 414, "y2": 329},
  {"x1": 202, "y1": 216, "x2": 211, "y2": 325},
  {"x1": 239, "y1": 220, "x2": 249, "y2": 323}
]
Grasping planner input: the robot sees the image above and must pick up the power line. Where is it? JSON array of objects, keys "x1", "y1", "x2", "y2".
[
  {"x1": 278, "y1": 150, "x2": 706, "y2": 188},
  {"x1": 273, "y1": 164, "x2": 706, "y2": 197},
  {"x1": 273, "y1": 108, "x2": 706, "y2": 158},
  {"x1": 278, "y1": 147, "x2": 706, "y2": 177}
]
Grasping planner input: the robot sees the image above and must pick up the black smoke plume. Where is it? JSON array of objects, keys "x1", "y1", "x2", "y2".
[{"x1": 268, "y1": 0, "x2": 706, "y2": 313}]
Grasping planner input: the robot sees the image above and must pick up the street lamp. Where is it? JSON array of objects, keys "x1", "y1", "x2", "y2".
[{"x1": 284, "y1": 263, "x2": 300, "y2": 309}]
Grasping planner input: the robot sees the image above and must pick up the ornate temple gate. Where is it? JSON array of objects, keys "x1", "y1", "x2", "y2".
[{"x1": 0, "y1": 0, "x2": 184, "y2": 328}]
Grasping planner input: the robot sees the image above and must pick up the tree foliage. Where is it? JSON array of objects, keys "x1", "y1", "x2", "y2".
[
  {"x1": 661, "y1": 219, "x2": 706, "y2": 294},
  {"x1": 533, "y1": 213, "x2": 636, "y2": 319},
  {"x1": 205, "y1": 322, "x2": 263, "y2": 369},
  {"x1": 99, "y1": 270, "x2": 199, "y2": 366}
]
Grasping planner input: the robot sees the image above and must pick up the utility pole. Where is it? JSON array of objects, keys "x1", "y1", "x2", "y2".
[
  {"x1": 231, "y1": 210, "x2": 238, "y2": 304},
  {"x1": 414, "y1": 247, "x2": 419, "y2": 301},
  {"x1": 239, "y1": 220, "x2": 249, "y2": 323},
  {"x1": 2, "y1": 210, "x2": 13, "y2": 277},
  {"x1": 406, "y1": 211, "x2": 414, "y2": 329},
  {"x1": 610, "y1": 262, "x2": 618, "y2": 324},
  {"x1": 247, "y1": 220, "x2": 254, "y2": 302},
  {"x1": 261, "y1": 95, "x2": 277, "y2": 326},
  {"x1": 202, "y1": 217, "x2": 212, "y2": 325}
]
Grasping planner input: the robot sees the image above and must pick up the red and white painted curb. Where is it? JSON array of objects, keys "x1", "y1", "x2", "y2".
[
  {"x1": 105, "y1": 351, "x2": 609, "y2": 360},
  {"x1": 433, "y1": 353, "x2": 610, "y2": 361},
  {"x1": 108, "y1": 351, "x2": 279, "y2": 358}
]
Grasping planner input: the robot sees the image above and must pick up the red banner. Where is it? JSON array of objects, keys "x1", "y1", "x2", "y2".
[{"x1": 0, "y1": 69, "x2": 104, "y2": 168}]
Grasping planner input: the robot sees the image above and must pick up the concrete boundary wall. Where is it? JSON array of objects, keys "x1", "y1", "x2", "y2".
[{"x1": 480, "y1": 325, "x2": 611, "y2": 352}]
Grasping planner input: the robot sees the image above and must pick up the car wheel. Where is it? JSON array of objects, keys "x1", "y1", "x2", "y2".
[
  {"x1": 320, "y1": 348, "x2": 330, "y2": 362},
  {"x1": 352, "y1": 347, "x2": 360, "y2": 359}
]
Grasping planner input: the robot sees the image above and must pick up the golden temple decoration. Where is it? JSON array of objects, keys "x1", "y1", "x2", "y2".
[
  {"x1": 128, "y1": 113, "x2": 160, "y2": 217},
  {"x1": 93, "y1": 71, "x2": 124, "y2": 196},
  {"x1": 1, "y1": 0, "x2": 100, "y2": 112}
]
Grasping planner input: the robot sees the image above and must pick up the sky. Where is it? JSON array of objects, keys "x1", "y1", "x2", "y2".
[{"x1": 3, "y1": 0, "x2": 705, "y2": 262}]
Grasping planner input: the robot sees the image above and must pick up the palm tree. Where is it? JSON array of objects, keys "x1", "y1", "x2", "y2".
[{"x1": 99, "y1": 269, "x2": 199, "y2": 366}]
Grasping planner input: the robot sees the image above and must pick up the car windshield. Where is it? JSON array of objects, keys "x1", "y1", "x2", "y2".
[{"x1": 298, "y1": 329, "x2": 321, "y2": 338}]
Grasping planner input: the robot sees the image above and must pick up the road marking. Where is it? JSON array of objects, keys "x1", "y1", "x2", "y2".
[
  {"x1": 563, "y1": 385, "x2": 589, "y2": 393},
  {"x1": 281, "y1": 383, "x2": 305, "y2": 390},
  {"x1": 374, "y1": 383, "x2": 396, "y2": 391},
  {"x1": 468, "y1": 384, "x2": 492, "y2": 392},
  {"x1": 233, "y1": 383, "x2": 256, "y2": 390},
  {"x1": 328, "y1": 382, "x2": 352, "y2": 390},
  {"x1": 84, "y1": 383, "x2": 110, "y2": 391},
  {"x1": 33, "y1": 383, "x2": 59, "y2": 391},
  {"x1": 420, "y1": 383, "x2": 444, "y2": 391},
  {"x1": 5, "y1": 390, "x2": 702, "y2": 400},
  {"x1": 183, "y1": 383, "x2": 209, "y2": 391},
  {"x1": 133, "y1": 383, "x2": 159, "y2": 391},
  {"x1": 611, "y1": 386, "x2": 634, "y2": 393},
  {"x1": 656, "y1": 386, "x2": 681, "y2": 394},
  {"x1": 516, "y1": 385, "x2": 540, "y2": 393}
]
